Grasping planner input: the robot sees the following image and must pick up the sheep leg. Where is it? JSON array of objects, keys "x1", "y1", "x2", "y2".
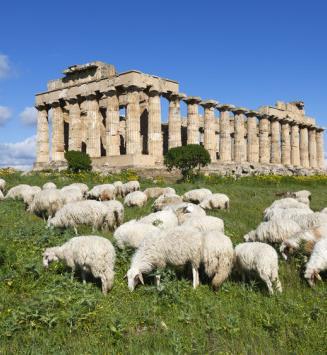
[
  {"x1": 73, "y1": 226, "x2": 78, "y2": 235},
  {"x1": 81, "y1": 270, "x2": 87, "y2": 285},
  {"x1": 192, "y1": 267, "x2": 199, "y2": 289},
  {"x1": 71, "y1": 267, "x2": 76, "y2": 281},
  {"x1": 101, "y1": 277, "x2": 108, "y2": 294},
  {"x1": 155, "y1": 274, "x2": 161, "y2": 287},
  {"x1": 260, "y1": 274, "x2": 274, "y2": 295}
]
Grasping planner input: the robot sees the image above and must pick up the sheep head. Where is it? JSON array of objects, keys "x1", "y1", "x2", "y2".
[
  {"x1": 243, "y1": 231, "x2": 255, "y2": 242},
  {"x1": 126, "y1": 268, "x2": 144, "y2": 291},
  {"x1": 43, "y1": 248, "x2": 59, "y2": 268}
]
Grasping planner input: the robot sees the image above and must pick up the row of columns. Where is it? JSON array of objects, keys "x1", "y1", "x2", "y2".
[{"x1": 36, "y1": 88, "x2": 325, "y2": 169}]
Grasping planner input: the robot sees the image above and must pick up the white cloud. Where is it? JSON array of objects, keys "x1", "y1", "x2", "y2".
[
  {"x1": 0, "y1": 54, "x2": 11, "y2": 79},
  {"x1": 20, "y1": 106, "x2": 37, "y2": 126},
  {"x1": 0, "y1": 106, "x2": 12, "y2": 126},
  {"x1": 0, "y1": 135, "x2": 36, "y2": 171}
]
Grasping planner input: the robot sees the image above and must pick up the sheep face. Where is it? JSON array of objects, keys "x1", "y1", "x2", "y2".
[
  {"x1": 305, "y1": 270, "x2": 322, "y2": 287},
  {"x1": 243, "y1": 231, "x2": 255, "y2": 242},
  {"x1": 43, "y1": 248, "x2": 59, "y2": 268},
  {"x1": 127, "y1": 268, "x2": 144, "y2": 291},
  {"x1": 279, "y1": 243, "x2": 294, "y2": 260}
]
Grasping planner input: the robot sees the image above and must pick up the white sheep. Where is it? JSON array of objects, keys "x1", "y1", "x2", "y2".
[
  {"x1": 126, "y1": 226, "x2": 203, "y2": 291},
  {"x1": 291, "y1": 212, "x2": 327, "y2": 230},
  {"x1": 113, "y1": 181, "x2": 124, "y2": 198},
  {"x1": 139, "y1": 210, "x2": 179, "y2": 229},
  {"x1": 143, "y1": 187, "x2": 176, "y2": 199},
  {"x1": 48, "y1": 200, "x2": 117, "y2": 234},
  {"x1": 42, "y1": 182, "x2": 57, "y2": 190},
  {"x1": 234, "y1": 242, "x2": 282, "y2": 294},
  {"x1": 263, "y1": 207, "x2": 312, "y2": 222},
  {"x1": 321, "y1": 207, "x2": 327, "y2": 214},
  {"x1": 122, "y1": 180, "x2": 140, "y2": 196},
  {"x1": 61, "y1": 183, "x2": 89, "y2": 197},
  {"x1": 304, "y1": 237, "x2": 327, "y2": 287},
  {"x1": 182, "y1": 188, "x2": 212, "y2": 204},
  {"x1": 22, "y1": 186, "x2": 42, "y2": 206},
  {"x1": 60, "y1": 187, "x2": 84, "y2": 205},
  {"x1": 28, "y1": 189, "x2": 64, "y2": 219},
  {"x1": 0, "y1": 178, "x2": 6, "y2": 191},
  {"x1": 88, "y1": 184, "x2": 115, "y2": 201},
  {"x1": 200, "y1": 193, "x2": 230, "y2": 210},
  {"x1": 43, "y1": 235, "x2": 116, "y2": 294},
  {"x1": 5, "y1": 184, "x2": 42, "y2": 206},
  {"x1": 124, "y1": 191, "x2": 147, "y2": 207},
  {"x1": 280, "y1": 224, "x2": 327, "y2": 260},
  {"x1": 113, "y1": 220, "x2": 159, "y2": 249},
  {"x1": 163, "y1": 202, "x2": 206, "y2": 224},
  {"x1": 244, "y1": 219, "x2": 302, "y2": 244},
  {"x1": 264, "y1": 198, "x2": 311, "y2": 219},
  {"x1": 202, "y1": 230, "x2": 234, "y2": 290},
  {"x1": 183, "y1": 215, "x2": 224, "y2": 233},
  {"x1": 101, "y1": 200, "x2": 125, "y2": 228},
  {"x1": 152, "y1": 193, "x2": 183, "y2": 211}
]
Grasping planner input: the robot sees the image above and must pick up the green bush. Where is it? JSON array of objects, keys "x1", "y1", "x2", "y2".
[
  {"x1": 64, "y1": 151, "x2": 92, "y2": 173},
  {"x1": 164, "y1": 144, "x2": 211, "y2": 181}
]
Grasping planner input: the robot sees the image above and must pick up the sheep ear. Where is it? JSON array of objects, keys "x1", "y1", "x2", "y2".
[
  {"x1": 138, "y1": 273, "x2": 144, "y2": 285},
  {"x1": 315, "y1": 272, "x2": 322, "y2": 281}
]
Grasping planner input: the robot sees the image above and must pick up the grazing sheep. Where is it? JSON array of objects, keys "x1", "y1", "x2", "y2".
[
  {"x1": 202, "y1": 230, "x2": 234, "y2": 290},
  {"x1": 266, "y1": 198, "x2": 310, "y2": 212},
  {"x1": 280, "y1": 224, "x2": 327, "y2": 260},
  {"x1": 163, "y1": 202, "x2": 206, "y2": 224},
  {"x1": 22, "y1": 186, "x2": 42, "y2": 206},
  {"x1": 321, "y1": 208, "x2": 327, "y2": 214},
  {"x1": 183, "y1": 215, "x2": 224, "y2": 233},
  {"x1": 113, "y1": 220, "x2": 159, "y2": 249},
  {"x1": 113, "y1": 181, "x2": 124, "y2": 198},
  {"x1": 291, "y1": 212, "x2": 327, "y2": 230},
  {"x1": 0, "y1": 178, "x2": 5, "y2": 192},
  {"x1": 124, "y1": 191, "x2": 147, "y2": 207},
  {"x1": 0, "y1": 190, "x2": 4, "y2": 200},
  {"x1": 126, "y1": 226, "x2": 203, "y2": 291},
  {"x1": 139, "y1": 210, "x2": 179, "y2": 229},
  {"x1": 48, "y1": 200, "x2": 118, "y2": 234},
  {"x1": 263, "y1": 207, "x2": 312, "y2": 222},
  {"x1": 5, "y1": 184, "x2": 39, "y2": 202},
  {"x1": 234, "y1": 242, "x2": 282, "y2": 294},
  {"x1": 28, "y1": 189, "x2": 64, "y2": 219},
  {"x1": 152, "y1": 193, "x2": 183, "y2": 211},
  {"x1": 200, "y1": 193, "x2": 230, "y2": 210},
  {"x1": 101, "y1": 200, "x2": 124, "y2": 228},
  {"x1": 244, "y1": 219, "x2": 302, "y2": 244},
  {"x1": 304, "y1": 237, "x2": 327, "y2": 287},
  {"x1": 60, "y1": 187, "x2": 84, "y2": 205},
  {"x1": 61, "y1": 183, "x2": 89, "y2": 197},
  {"x1": 182, "y1": 188, "x2": 212, "y2": 204},
  {"x1": 42, "y1": 182, "x2": 57, "y2": 190},
  {"x1": 122, "y1": 180, "x2": 140, "y2": 196},
  {"x1": 43, "y1": 235, "x2": 115, "y2": 294},
  {"x1": 144, "y1": 187, "x2": 176, "y2": 199},
  {"x1": 88, "y1": 184, "x2": 115, "y2": 201}
]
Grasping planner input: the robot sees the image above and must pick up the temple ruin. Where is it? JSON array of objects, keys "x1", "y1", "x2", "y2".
[{"x1": 34, "y1": 61, "x2": 325, "y2": 172}]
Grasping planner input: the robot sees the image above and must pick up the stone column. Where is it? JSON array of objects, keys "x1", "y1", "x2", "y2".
[
  {"x1": 316, "y1": 128, "x2": 325, "y2": 169},
  {"x1": 201, "y1": 99, "x2": 218, "y2": 161},
  {"x1": 105, "y1": 87, "x2": 120, "y2": 156},
  {"x1": 167, "y1": 93, "x2": 185, "y2": 149},
  {"x1": 232, "y1": 107, "x2": 247, "y2": 163},
  {"x1": 300, "y1": 125, "x2": 309, "y2": 168},
  {"x1": 270, "y1": 116, "x2": 281, "y2": 164},
  {"x1": 308, "y1": 127, "x2": 317, "y2": 168},
  {"x1": 218, "y1": 104, "x2": 235, "y2": 162},
  {"x1": 246, "y1": 110, "x2": 259, "y2": 163},
  {"x1": 148, "y1": 87, "x2": 163, "y2": 161},
  {"x1": 35, "y1": 105, "x2": 49, "y2": 164},
  {"x1": 258, "y1": 114, "x2": 270, "y2": 164},
  {"x1": 280, "y1": 119, "x2": 291, "y2": 165},
  {"x1": 68, "y1": 98, "x2": 81, "y2": 151},
  {"x1": 51, "y1": 101, "x2": 65, "y2": 161},
  {"x1": 290, "y1": 123, "x2": 300, "y2": 166},
  {"x1": 126, "y1": 86, "x2": 141, "y2": 155},
  {"x1": 184, "y1": 96, "x2": 201, "y2": 145},
  {"x1": 85, "y1": 94, "x2": 101, "y2": 158}
]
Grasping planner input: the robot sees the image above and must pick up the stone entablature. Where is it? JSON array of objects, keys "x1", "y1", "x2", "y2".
[{"x1": 34, "y1": 61, "x2": 325, "y2": 171}]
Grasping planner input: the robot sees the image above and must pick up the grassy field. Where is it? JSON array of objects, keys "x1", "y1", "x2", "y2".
[{"x1": 0, "y1": 170, "x2": 326, "y2": 354}]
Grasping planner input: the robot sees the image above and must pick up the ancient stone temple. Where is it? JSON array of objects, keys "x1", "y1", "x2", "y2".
[{"x1": 34, "y1": 61, "x2": 325, "y2": 172}]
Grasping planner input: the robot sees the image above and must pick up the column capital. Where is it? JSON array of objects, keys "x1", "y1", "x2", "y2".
[
  {"x1": 67, "y1": 97, "x2": 79, "y2": 105},
  {"x1": 231, "y1": 107, "x2": 248, "y2": 115},
  {"x1": 217, "y1": 104, "x2": 235, "y2": 112},
  {"x1": 246, "y1": 110, "x2": 259, "y2": 117},
  {"x1": 102, "y1": 86, "x2": 117, "y2": 97},
  {"x1": 183, "y1": 96, "x2": 202, "y2": 104},
  {"x1": 200, "y1": 99, "x2": 219, "y2": 108},
  {"x1": 122, "y1": 84, "x2": 146, "y2": 93},
  {"x1": 269, "y1": 115, "x2": 281, "y2": 122},
  {"x1": 316, "y1": 126, "x2": 325, "y2": 132},
  {"x1": 148, "y1": 86, "x2": 161, "y2": 96},
  {"x1": 48, "y1": 99, "x2": 61, "y2": 108},
  {"x1": 35, "y1": 103, "x2": 48, "y2": 111}
]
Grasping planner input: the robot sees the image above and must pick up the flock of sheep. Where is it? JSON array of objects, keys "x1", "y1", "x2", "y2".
[{"x1": 0, "y1": 177, "x2": 326, "y2": 295}]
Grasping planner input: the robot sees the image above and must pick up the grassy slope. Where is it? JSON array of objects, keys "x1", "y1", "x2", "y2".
[{"x1": 0, "y1": 172, "x2": 326, "y2": 354}]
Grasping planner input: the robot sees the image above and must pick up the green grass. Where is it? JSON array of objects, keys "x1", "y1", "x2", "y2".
[{"x1": 0, "y1": 171, "x2": 326, "y2": 354}]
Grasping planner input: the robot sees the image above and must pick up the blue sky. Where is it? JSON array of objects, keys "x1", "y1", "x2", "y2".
[{"x1": 0, "y1": 0, "x2": 326, "y2": 168}]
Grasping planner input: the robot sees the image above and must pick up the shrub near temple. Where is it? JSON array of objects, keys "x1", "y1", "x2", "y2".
[
  {"x1": 164, "y1": 144, "x2": 211, "y2": 181},
  {"x1": 65, "y1": 151, "x2": 92, "y2": 173}
]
